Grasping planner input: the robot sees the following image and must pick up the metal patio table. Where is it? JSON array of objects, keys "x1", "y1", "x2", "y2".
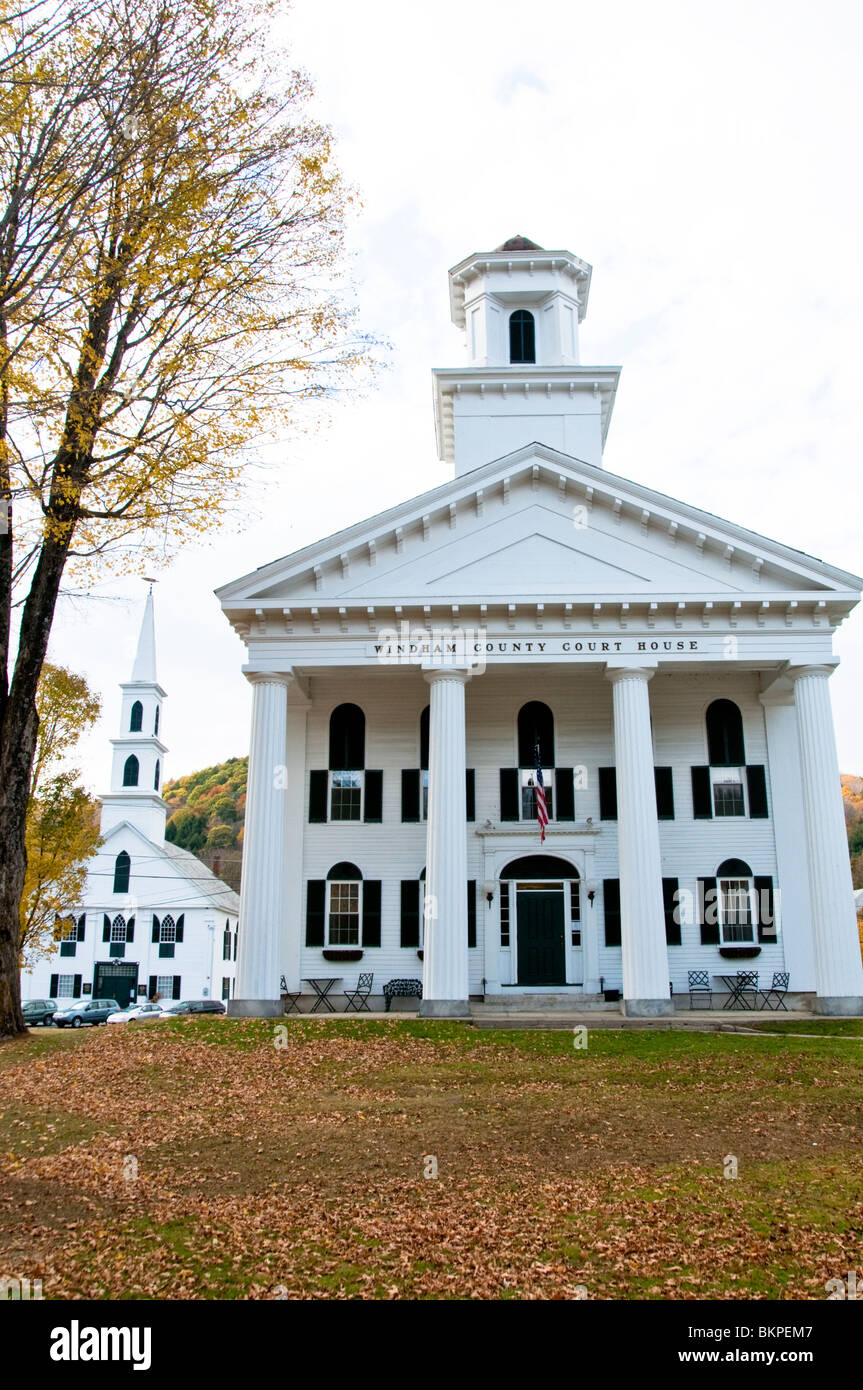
[
  {"x1": 715, "y1": 972, "x2": 759, "y2": 1010},
  {"x1": 305, "y1": 977, "x2": 343, "y2": 1013}
]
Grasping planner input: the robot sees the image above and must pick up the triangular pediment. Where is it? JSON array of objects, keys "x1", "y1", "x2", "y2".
[{"x1": 217, "y1": 443, "x2": 862, "y2": 613}]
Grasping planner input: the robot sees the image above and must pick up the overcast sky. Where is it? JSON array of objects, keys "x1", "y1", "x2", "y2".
[{"x1": 45, "y1": 0, "x2": 863, "y2": 790}]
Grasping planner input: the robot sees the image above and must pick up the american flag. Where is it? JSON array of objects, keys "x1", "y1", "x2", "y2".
[{"x1": 534, "y1": 743, "x2": 548, "y2": 842}]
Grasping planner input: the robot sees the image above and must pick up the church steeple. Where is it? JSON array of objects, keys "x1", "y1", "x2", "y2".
[
  {"x1": 99, "y1": 587, "x2": 169, "y2": 843},
  {"x1": 432, "y1": 235, "x2": 620, "y2": 475}
]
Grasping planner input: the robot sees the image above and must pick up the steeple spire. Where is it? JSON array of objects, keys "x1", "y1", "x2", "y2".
[{"x1": 131, "y1": 583, "x2": 157, "y2": 683}]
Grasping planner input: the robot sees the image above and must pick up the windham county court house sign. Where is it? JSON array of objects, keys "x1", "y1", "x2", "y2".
[{"x1": 216, "y1": 234, "x2": 863, "y2": 1019}]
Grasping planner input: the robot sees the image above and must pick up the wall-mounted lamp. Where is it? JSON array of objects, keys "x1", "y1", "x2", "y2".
[
  {"x1": 482, "y1": 879, "x2": 496, "y2": 908},
  {"x1": 586, "y1": 879, "x2": 598, "y2": 905}
]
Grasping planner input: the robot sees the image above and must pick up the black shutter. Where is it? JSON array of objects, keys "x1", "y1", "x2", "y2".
[
  {"x1": 655, "y1": 767, "x2": 674, "y2": 820},
  {"x1": 555, "y1": 768, "x2": 575, "y2": 821},
  {"x1": 77, "y1": 914, "x2": 86, "y2": 942},
  {"x1": 691, "y1": 766, "x2": 713, "y2": 819},
  {"x1": 698, "y1": 877, "x2": 720, "y2": 944},
  {"x1": 754, "y1": 875, "x2": 776, "y2": 942},
  {"x1": 364, "y1": 770, "x2": 383, "y2": 822},
  {"x1": 309, "y1": 770, "x2": 328, "y2": 823},
  {"x1": 148, "y1": 975, "x2": 157, "y2": 1000},
  {"x1": 233, "y1": 931, "x2": 238, "y2": 961},
  {"x1": 400, "y1": 880, "x2": 420, "y2": 947},
  {"x1": 662, "y1": 878, "x2": 681, "y2": 945},
  {"x1": 599, "y1": 767, "x2": 618, "y2": 821},
  {"x1": 500, "y1": 768, "x2": 519, "y2": 821},
  {"x1": 306, "y1": 880, "x2": 326, "y2": 946},
  {"x1": 466, "y1": 769, "x2": 476, "y2": 822},
  {"x1": 103, "y1": 913, "x2": 111, "y2": 942},
  {"x1": 126, "y1": 916, "x2": 135, "y2": 943},
  {"x1": 175, "y1": 914, "x2": 184, "y2": 944},
  {"x1": 362, "y1": 880, "x2": 382, "y2": 946},
  {"x1": 401, "y1": 769, "x2": 420, "y2": 822},
  {"x1": 603, "y1": 879, "x2": 621, "y2": 946},
  {"x1": 747, "y1": 765, "x2": 769, "y2": 818},
  {"x1": 73, "y1": 974, "x2": 82, "y2": 997},
  {"x1": 152, "y1": 914, "x2": 160, "y2": 943},
  {"x1": 49, "y1": 973, "x2": 59, "y2": 996},
  {"x1": 467, "y1": 880, "x2": 477, "y2": 948},
  {"x1": 172, "y1": 977, "x2": 181, "y2": 1000}
]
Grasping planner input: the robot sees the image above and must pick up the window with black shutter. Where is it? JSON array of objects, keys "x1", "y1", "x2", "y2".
[
  {"x1": 466, "y1": 769, "x2": 476, "y2": 822},
  {"x1": 467, "y1": 881, "x2": 477, "y2": 948},
  {"x1": 401, "y1": 769, "x2": 421, "y2": 822},
  {"x1": 654, "y1": 767, "x2": 674, "y2": 819},
  {"x1": 662, "y1": 878, "x2": 681, "y2": 944},
  {"x1": 500, "y1": 768, "x2": 520, "y2": 821},
  {"x1": 754, "y1": 875, "x2": 776, "y2": 941},
  {"x1": 309, "y1": 770, "x2": 328, "y2": 823},
  {"x1": 400, "y1": 880, "x2": 420, "y2": 947},
  {"x1": 306, "y1": 880, "x2": 326, "y2": 946},
  {"x1": 362, "y1": 880, "x2": 382, "y2": 946},
  {"x1": 697, "y1": 877, "x2": 719, "y2": 944},
  {"x1": 746, "y1": 765, "x2": 769, "y2": 818},
  {"x1": 691, "y1": 766, "x2": 713, "y2": 819},
  {"x1": 555, "y1": 768, "x2": 575, "y2": 821},
  {"x1": 363, "y1": 770, "x2": 383, "y2": 822}
]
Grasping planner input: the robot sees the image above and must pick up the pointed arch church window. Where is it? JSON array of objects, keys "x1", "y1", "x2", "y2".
[
  {"x1": 154, "y1": 759, "x2": 160, "y2": 790},
  {"x1": 113, "y1": 851, "x2": 131, "y2": 894},
  {"x1": 130, "y1": 700, "x2": 143, "y2": 732},
  {"x1": 154, "y1": 706, "x2": 159, "y2": 735},
  {"x1": 123, "y1": 755, "x2": 139, "y2": 787}
]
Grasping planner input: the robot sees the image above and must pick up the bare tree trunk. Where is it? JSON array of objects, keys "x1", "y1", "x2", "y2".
[{"x1": 0, "y1": 530, "x2": 70, "y2": 1036}]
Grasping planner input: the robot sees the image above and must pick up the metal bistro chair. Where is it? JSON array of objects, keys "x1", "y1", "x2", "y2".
[
  {"x1": 735, "y1": 970, "x2": 760, "y2": 1010},
  {"x1": 687, "y1": 970, "x2": 713, "y2": 1010},
  {"x1": 280, "y1": 974, "x2": 302, "y2": 1015},
  {"x1": 759, "y1": 971, "x2": 790, "y2": 1011},
  {"x1": 344, "y1": 972, "x2": 374, "y2": 1013}
]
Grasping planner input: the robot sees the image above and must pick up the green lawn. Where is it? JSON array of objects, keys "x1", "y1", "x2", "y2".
[{"x1": 1, "y1": 1018, "x2": 861, "y2": 1299}]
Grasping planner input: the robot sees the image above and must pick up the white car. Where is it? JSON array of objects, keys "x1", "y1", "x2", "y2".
[{"x1": 106, "y1": 1002, "x2": 168, "y2": 1024}]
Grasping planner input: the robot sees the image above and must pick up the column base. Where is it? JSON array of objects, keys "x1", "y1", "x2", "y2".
[
  {"x1": 419, "y1": 999, "x2": 471, "y2": 1019},
  {"x1": 812, "y1": 996, "x2": 863, "y2": 1017},
  {"x1": 621, "y1": 997, "x2": 675, "y2": 1018},
  {"x1": 227, "y1": 999, "x2": 284, "y2": 1018}
]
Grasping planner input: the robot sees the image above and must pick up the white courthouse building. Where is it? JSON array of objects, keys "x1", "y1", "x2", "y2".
[
  {"x1": 23, "y1": 593, "x2": 239, "y2": 1009},
  {"x1": 217, "y1": 234, "x2": 863, "y2": 1019}
]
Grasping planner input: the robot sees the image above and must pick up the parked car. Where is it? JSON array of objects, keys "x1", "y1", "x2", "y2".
[
  {"x1": 22, "y1": 999, "x2": 57, "y2": 1027},
  {"x1": 106, "y1": 1003, "x2": 167, "y2": 1024},
  {"x1": 156, "y1": 999, "x2": 226, "y2": 1018},
  {"x1": 53, "y1": 998, "x2": 121, "y2": 1028}
]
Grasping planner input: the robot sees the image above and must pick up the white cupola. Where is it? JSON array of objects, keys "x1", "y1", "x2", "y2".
[
  {"x1": 432, "y1": 234, "x2": 621, "y2": 476},
  {"x1": 100, "y1": 586, "x2": 169, "y2": 843}
]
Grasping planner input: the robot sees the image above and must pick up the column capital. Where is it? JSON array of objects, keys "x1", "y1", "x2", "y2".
[
  {"x1": 243, "y1": 668, "x2": 299, "y2": 690},
  {"x1": 786, "y1": 662, "x2": 840, "y2": 684},
  {"x1": 422, "y1": 665, "x2": 473, "y2": 687},
  {"x1": 604, "y1": 661, "x2": 658, "y2": 685}
]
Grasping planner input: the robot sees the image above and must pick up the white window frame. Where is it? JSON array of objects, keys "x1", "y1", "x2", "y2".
[
  {"x1": 159, "y1": 915, "x2": 176, "y2": 944},
  {"x1": 519, "y1": 767, "x2": 554, "y2": 822},
  {"x1": 327, "y1": 880, "x2": 361, "y2": 945},
  {"x1": 717, "y1": 876, "x2": 757, "y2": 945},
  {"x1": 57, "y1": 974, "x2": 76, "y2": 997},
  {"x1": 156, "y1": 975, "x2": 176, "y2": 998},
  {"x1": 329, "y1": 769, "x2": 363, "y2": 822},
  {"x1": 710, "y1": 766, "x2": 746, "y2": 818},
  {"x1": 110, "y1": 914, "x2": 127, "y2": 942}
]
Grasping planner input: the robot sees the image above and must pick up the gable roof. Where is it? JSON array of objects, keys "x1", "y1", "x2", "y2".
[
  {"x1": 217, "y1": 442, "x2": 862, "y2": 618},
  {"x1": 99, "y1": 821, "x2": 240, "y2": 913}
]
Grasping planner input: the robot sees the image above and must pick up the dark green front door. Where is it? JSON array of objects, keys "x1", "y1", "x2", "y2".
[
  {"x1": 94, "y1": 962, "x2": 138, "y2": 1007},
  {"x1": 516, "y1": 890, "x2": 566, "y2": 986}
]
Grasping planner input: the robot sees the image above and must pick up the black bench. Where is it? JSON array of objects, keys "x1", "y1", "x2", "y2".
[{"x1": 383, "y1": 978, "x2": 423, "y2": 1012}]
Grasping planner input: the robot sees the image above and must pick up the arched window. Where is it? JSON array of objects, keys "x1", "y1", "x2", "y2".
[
  {"x1": 110, "y1": 913, "x2": 127, "y2": 942},
  {"x1": 159, "y1": 913, "x2": 176, "y2": 943},
  {"x1": 328, "y1": 704, "x2": 365, "y2": 821},
  {"x1": 113, "y1": 851, "x2": 130, "y2": 894},
  {"x1": 517, "y1": 702, "x2": 555, "y2": 823},
  {"x1": 122, "y1": 754, "x2": 139, "y2": 787},
  {"x1": 154, "y1": 759, "x2": 160, "y2": 791},
  {"x1": 518, "y1": 701, "x2": 555, "y2": 766},
  {"x1": 329, "y1": 703, "x2": 365, "y2": 769},
  {"x1": 154, "y1": 706, "x2": 160, "y2": 736},
  {"x1": 716, "y1": 858, "x2": 755, "y2": 944},
  {"x1": 509, "y1": 309, "x2": 536, "y2": 363},
  {"x1": 706, "y1": 699, "x2": 745, "y2": 766},
  {"x1": 326, "y1": 861, "x2": 362, "y2": 946},
  {"x1": 130, "y1": 700, "x2": 143, "y2": 732}
]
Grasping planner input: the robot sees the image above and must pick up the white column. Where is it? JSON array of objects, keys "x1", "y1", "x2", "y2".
[
  {"x1": 420, "y1": 668, "x2": 471, "y2": 1016},
  {"x1": 606, "y1": 664, "x2": 672, "y2": 1017},
  {"x1": 759, "y1": 688, "x2": 816, "y2": 990},
  {"x1": 789, "y1": 665, "x2": 863, "y2": 1014},
  {"x1": 282, "y1": 693, "x2": 310, "y2": 994},
  {"x1": 229, "y1": 672, "x2": 291, "y2": 1017}
]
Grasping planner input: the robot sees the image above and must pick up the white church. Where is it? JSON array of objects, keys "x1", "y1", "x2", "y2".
[
  {"x1": 23, "y1": 592, "x2": 240, "y2": 1009},
  {"x1": 217, "y1": 234, "x2": 863, "y2": 1019}
]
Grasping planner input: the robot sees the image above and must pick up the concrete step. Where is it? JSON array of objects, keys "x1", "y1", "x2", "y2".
[{"x1": 472, "y1": 994, "x2": 617, "y2": 1015}]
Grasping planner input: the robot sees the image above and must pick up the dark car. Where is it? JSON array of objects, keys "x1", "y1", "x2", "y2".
[
  {"x1": 53, "y1": 998, "x2": 121, "y2": 1028},
  {"x1": 157, "y1": 999, "x2": 226, "y2": 1018},
  {"x1": 22, "y1": 998, "x2": 57, "y2": 1026}
]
